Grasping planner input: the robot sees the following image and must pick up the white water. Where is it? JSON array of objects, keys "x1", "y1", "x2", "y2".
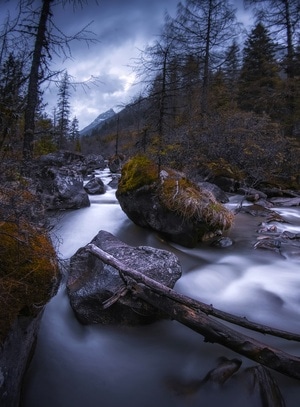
[{"x1": 22, "y1": 168, "x2": 300, "y2": 407}]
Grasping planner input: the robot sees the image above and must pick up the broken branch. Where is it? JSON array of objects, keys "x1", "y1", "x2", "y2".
[{"x1": 86, "y1": 243, "x2": 300, "y2": 380}]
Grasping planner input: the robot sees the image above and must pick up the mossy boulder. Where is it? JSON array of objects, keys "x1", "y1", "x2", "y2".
[
  {"x1": 0, "y1": 220, "x2": 59, "y2": 342},
  {"x1": 116, "y1": 155, "x2": 234, "y2": 248},
  {"x1": 0, "y1": 185, "x2": 60, "y2": 406}
]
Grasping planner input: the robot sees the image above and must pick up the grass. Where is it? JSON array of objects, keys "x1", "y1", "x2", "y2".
[{"x1": 159, "y1": 175, "x2": 234, "y2": 231}]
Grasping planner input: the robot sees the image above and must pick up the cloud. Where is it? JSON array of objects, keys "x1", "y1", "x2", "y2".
[
  {"x1": 1, "y1": 0, "x2": 251, "y2": 130},
  {"x1": 42, "y1": 0, "x2": 179, "y2": 129}
]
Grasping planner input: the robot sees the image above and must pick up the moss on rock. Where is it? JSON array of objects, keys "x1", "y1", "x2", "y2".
[
  {"x1": 117, "y1": 155, "x2": 158, "y2": 194},
  {"x1": 0, "y1": 185, "x2": 59, "y2": 344},
  {"x1": 117, "y1": 155, "x2": 234, "y2": 245}
]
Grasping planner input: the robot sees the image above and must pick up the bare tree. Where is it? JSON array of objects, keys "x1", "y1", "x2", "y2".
[
  {"x1": 135, "y1": 34, "x2": 180, "y2": 169},
  {"x1": 20, "y1": 0, "x2": 98, "y2": 161},
  {"x1": 168, "y1": 0, "x2": 242, "y2": 114}
]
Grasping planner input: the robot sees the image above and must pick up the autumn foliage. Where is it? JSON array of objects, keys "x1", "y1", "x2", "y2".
[{"x1": 0, "y1": 183, "x2": 59, "y2": 343}]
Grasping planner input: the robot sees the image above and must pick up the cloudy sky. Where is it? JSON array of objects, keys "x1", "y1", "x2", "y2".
[{"x1": 1, "y1": 0, "x2": 251, "y2": 130}]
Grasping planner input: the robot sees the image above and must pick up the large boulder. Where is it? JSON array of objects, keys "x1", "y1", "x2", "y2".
[
  {"x1": 0, "y1": 314, "x2": 43, "y2": 407},
  {"x1": 84, "y1": 154, "x2": 106, "y2": 175},
  {"x1": 38, "y1": 150, "x2": 85, "y2": 168},
  {"x1": 34, "y1": 151, "x2": 90, "y2": 210},
  {"x1": 116, "y1": 156, "x2": 234, "y2": 248},
  {"x1": 0, "y1": 200, "x2": 60, "y2": 406},
  {"x1": 198, "y1": 181, "x2": 229, "y2": 203},
  {"x1": 67, "y1": 230, "x2": 182, "y2": 325},
  {"x1": 38, "y1": 166, "x2": 90, "y2": 210}
]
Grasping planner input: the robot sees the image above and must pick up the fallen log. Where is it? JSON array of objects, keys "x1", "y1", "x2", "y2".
[
  {"x1": 86, "y1": 243, "x2": 300, "y2": 342},
  {"x1": 86, "y1": 243, "x2": 300, "y2": 380}
]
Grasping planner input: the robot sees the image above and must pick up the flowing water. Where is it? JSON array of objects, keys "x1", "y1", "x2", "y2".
[{"x1": 22, "y1": 168, "x2": 300, "y2": 407}]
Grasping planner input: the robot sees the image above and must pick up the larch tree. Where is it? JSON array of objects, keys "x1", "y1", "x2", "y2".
[
  {"x1": 23, "y1": 0, "x2": 53, "y2": 161},
  {"x1": 135, "y1": 20, "x2": 179, "y2": 169},
  {"x1": 169, "y1": 0, "x2": 242, "y2": 114},
  {"x1": 19, "y1": 0, "x2": 97, "y2": 161}
]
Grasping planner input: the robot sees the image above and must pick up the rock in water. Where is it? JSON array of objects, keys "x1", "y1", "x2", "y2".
[
  {"x1": 116, "y1": 156, "x2": 234, "y2": 248},
  {"x1": 67, "y1": 230, "x2": 182, "y2": 325}
]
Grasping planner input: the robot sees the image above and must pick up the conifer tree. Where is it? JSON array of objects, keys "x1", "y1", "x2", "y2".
[
  {"x1": 0, "y1": 53, "x2": 25, "y2": 155},
  {"x1": 169, "y1": 0, "x2": 241, "y2": 114},
  {"x1": 70, "y1": 116, "x2": 80, "y2": 150},
  {"x1": 238, "y1": 23, "x2": 281, "y2": 116},
  {"x1": 244, "y1": 0, "x2": 300, "y2": 135},
  {"x1": 223, "y1": 40, "x2": 241, "y2": 104},
  {"x1": 56, "y1": 71, "x2": 71, "y2": 149}
]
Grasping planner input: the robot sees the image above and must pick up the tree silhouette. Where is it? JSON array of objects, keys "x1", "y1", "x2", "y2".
[{"x1": 238, "y1": 23, "x2": 280, "y2": 116}]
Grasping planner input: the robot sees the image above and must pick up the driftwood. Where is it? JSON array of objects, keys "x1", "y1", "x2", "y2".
[{"x1": 86, "y1": 243, "x2": 300, "y2": 380}]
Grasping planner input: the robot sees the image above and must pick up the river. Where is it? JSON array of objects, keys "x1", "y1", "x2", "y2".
[{"x1": 22, "y1": 168, "x2": 300, "y2": 407}]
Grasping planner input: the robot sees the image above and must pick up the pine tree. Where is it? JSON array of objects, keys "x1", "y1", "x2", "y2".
[
  {"x1": 245, "y1": 0, "x2": 300, "y2": 135},
  {"x1": 56, "y1": 71, "x2": 71, "y2": 149},
  {"x1": 223, "y1": 40, "x2": 241, "y2": 104},
  {"x1": 238, "y1": 23, "x2": 281, "y2": 116},
  {"x1": 0, "y1": 53, "x2": 25, "y2": 155},
  {"x1": 70, "y1": 116, "x2": 80, "y2": 151}
]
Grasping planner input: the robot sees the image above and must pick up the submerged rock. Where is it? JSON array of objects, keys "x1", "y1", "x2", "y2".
[
  {"x1": 269, "y1": 196, "x2": 300, "y2": 207},
  {"x1": 67, "y1": 230, "x2": 182, "y2": 325},
  {"x1": 166, "y1": 357, "x2": 242, "y2": 396}
]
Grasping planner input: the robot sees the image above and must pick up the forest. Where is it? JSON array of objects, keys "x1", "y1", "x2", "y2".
[
  {"x1": 80, "y1": 0, "x2": 300, "y2": 191},
  {"x1": 0, "y1": 2, "x2": 299, "y2": 404},
  {"x1": 0, "y1": 0, "x2": 299, "y2": 192},
  {"x1": 0, "y1": 0, "x2": 300, "y2": 299}
]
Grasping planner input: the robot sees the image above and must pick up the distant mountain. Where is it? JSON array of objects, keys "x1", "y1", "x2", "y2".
[{"x1": 80, "y1": 108, "x2": 116, "y2": 136}]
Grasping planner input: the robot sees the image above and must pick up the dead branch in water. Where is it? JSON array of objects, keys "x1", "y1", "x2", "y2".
[{"x1": 86, "y1": 243, "x2": 300, "y2": 380}]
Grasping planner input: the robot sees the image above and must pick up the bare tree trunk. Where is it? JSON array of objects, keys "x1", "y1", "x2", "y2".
[
  {"x1": 87, "y1": 243, "x2": 300, "y2": 380},
  {"x1": 23, "y1": 0, "x2": 53, "y2": 161}
]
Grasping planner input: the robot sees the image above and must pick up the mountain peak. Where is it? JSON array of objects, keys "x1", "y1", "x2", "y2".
[{"x1": 80, "y1": 108, "x2": 116, "y2": 136}]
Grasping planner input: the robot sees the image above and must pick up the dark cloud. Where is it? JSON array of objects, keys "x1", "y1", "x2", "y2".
[
  {"x1": 1, "y1": 0, "x2": 250, "y2": 129},
  {"x1": 45, "y1": 0, "x2": 178, "y2": 128}
]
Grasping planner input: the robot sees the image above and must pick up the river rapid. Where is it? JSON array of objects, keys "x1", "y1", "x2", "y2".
[{"x1": 22, "y1": 168, "x2": 300, "y2": 407}]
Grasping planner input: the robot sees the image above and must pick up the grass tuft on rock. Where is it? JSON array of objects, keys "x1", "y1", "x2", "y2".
[
  {"x1": 159, "y1": 175, "x2": 234, "y2": 231},
  {"x1": 117, "y1": 155, "x2": 234, "y2": 234}
]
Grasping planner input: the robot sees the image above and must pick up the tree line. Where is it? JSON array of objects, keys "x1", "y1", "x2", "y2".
[
  {"x1": 0, "y1": 0, "x2": 299, "y2": 189},
  {"x1": 83, "y1": 0, "x2": 300, "y2": 188}
]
